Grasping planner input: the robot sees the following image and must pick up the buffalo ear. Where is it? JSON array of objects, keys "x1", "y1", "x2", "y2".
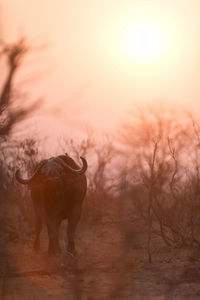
[{"x1": 65, "y1": 153, "x2": 69, "y2": 156}]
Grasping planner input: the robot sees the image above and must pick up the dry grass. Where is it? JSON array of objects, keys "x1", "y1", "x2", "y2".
[{"x1": 0, "y1": 211, "x2": 200, "y2": 299}]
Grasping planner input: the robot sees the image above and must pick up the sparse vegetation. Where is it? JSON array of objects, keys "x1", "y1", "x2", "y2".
[{"x1": 1, "y1": 37, "x2": 200, "y2": 300}]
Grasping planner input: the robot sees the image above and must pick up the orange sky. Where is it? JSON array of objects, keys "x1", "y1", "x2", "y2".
[{"x1": 1, "y1": 0, "x2": 200, "y2": 137}]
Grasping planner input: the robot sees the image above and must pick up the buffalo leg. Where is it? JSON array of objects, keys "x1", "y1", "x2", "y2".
[
  {"x1": 46, "y1": 218, "x2": 61, "y2": 254},
  {"x1": 67, "y1": 206, "x2": 81, "y2": 255},
  {"x1": 34, "y1": 216, "x2": 42, "y2": 251},
  {"x1": 32, "y1": 189, "x2": 43, "y2": 251}
]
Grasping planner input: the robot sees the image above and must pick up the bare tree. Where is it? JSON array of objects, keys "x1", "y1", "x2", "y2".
[
  {"x1": 0, "y1": 37, "x2": 41, "y2": 138},
  {"x1": 119, "y1": 104, "x2": 195, "y2": 261},
  {"x1": 0, "y1": 37, "x2": 43, "y2": 244}
]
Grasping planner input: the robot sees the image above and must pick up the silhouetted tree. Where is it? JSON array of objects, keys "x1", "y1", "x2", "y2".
[
  {"x1": 119, "y1": 104, "x2": 199, "y2": 261},
  {"x1": 0, "y1": 37, "x2": 40, "y2": 138}
]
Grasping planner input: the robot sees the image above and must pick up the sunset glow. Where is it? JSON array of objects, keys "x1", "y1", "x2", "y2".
[
  {"x1": 2, "y1": 0, "x2": 200, "y2": 133},
  {"x1": 1, "y1": 2, "x2": 200, "y2": 297},
  {"x1": 121, "y1": 22, "x2": 166, "y2": 62}
]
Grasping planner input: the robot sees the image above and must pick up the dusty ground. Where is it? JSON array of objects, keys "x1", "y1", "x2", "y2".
[{"x1": 1, "y1": 220, "x2": 200, "y2": 299}]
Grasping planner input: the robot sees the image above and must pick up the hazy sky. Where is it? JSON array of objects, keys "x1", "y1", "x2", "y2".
[{"x1": 1, "y1": 0, "x2": 200, "y2": 136}]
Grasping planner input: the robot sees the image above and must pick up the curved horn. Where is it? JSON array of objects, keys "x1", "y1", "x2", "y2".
[
  {"x1": 55, "y1": 156, "x2": 87, "y2": 175},
  {"x1": 15, "y1": 160, "x2": 47, "y2": 184}
]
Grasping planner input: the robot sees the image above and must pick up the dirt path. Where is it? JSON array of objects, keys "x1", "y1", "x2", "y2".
[
  {"x1": 2, "y1": 261, "x2": 200, "y2": 299},
  {"x1": 1, "y1": 222, "x2": 200, "y2": 299}
]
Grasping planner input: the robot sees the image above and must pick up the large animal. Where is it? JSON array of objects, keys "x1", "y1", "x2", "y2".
[{"x1": 16, "y1": 154, "x2": 87, "y2": 255}]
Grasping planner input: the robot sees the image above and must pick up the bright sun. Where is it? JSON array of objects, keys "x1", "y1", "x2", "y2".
[{"x1": 121, "y1": 22, "x2": 166, "y2": 62}]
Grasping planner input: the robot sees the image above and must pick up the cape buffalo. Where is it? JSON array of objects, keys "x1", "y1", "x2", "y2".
[{"x1": 15, "y1": 154, "x2": 87, "y2": 255}]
